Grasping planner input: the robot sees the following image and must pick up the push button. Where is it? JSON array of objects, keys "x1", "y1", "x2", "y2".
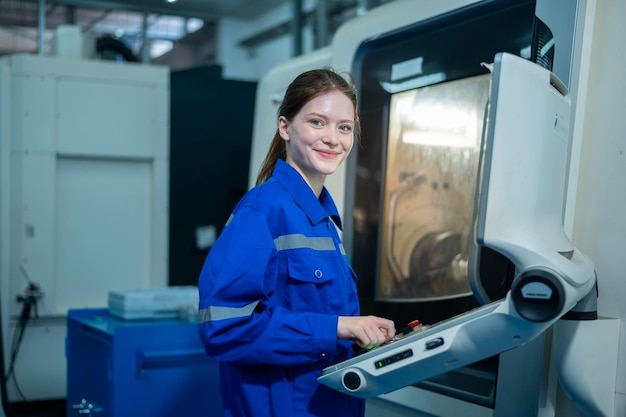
[{"x1": 425, "y1": 337, "x2": 444, "y2": 350}]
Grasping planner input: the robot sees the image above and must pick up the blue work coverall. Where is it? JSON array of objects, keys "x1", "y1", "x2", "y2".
[{"x1": 198, "y1": 160, "x2": 364, "y2": 417}]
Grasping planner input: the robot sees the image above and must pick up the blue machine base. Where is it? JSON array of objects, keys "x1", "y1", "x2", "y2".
[{"x1": 66, "y1": 308, "x2": 223, "y2": 417}]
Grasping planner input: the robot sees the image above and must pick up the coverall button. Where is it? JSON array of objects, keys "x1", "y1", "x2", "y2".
[{"x1": 314, "y1": 269, "x2": 323, "y2": 279}]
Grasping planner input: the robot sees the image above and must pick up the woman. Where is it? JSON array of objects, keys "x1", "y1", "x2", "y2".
[{"x1": 198, "y1": 68, "x2": 395, "y2": 417}]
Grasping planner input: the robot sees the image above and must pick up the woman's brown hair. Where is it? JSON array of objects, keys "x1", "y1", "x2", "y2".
[{"x1": 255, "y1": 68, "x2": 360, "y2": 185}]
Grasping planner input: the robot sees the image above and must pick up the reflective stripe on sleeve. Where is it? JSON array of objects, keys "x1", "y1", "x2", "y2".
[
  {"x1": 273, "y1": 234, "x2": 335, "y2": 251},
  {"x1": 198, "y1": 300, "x2": 260, "y2": 324}
]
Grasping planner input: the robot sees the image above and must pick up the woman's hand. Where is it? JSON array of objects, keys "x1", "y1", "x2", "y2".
[{"x1": 337, "y1": 315, "x2": 396, "y2": 350}]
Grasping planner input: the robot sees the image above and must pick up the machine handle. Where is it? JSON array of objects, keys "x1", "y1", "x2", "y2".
[{"x1": 136, "y1": 348, "x2": 210, "y2": 377}]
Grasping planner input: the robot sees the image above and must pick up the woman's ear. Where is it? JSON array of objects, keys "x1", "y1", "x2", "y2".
[{"x1": 278, "y1": 116, "x2": 290, "y2": 141}]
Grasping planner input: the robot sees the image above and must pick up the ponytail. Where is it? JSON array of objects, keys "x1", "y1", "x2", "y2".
[{"x1": 256, "y1": 132, "x2": 286, "y2": 185}]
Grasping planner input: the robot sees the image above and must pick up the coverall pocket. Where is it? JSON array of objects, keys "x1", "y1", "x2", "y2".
[
  {"x1": 286, "y1": 252, "x2": 337, "y2": 284},
  {"x1": 285, "y1": 252, "x2": 341, "y2": 312}
]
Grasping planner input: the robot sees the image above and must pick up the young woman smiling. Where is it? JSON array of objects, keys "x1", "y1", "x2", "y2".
[{"x1": 198, "y1": 69, "x2": 395, "y2": 417}]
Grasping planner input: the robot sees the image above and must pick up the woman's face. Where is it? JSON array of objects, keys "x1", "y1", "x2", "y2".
[{"x1": 278, "y1": 90, "x2": 355, "y2": 193}]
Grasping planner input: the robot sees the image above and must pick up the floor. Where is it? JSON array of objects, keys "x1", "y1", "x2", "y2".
[{"x1": 7, "y1": 399, "x2": 65, "y2": 417}]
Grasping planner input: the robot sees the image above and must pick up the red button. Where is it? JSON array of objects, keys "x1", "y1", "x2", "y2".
[{"x1": 408, "y1": 319, "x2": 420, "y2": 328}]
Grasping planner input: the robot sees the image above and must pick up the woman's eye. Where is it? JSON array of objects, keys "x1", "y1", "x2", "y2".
[
  {"x1": 310, "y1": 119, "x2": 323, "y2": 126},
  {"x1": 339, "y1": 124, "x2": 353, "y2": 132}
]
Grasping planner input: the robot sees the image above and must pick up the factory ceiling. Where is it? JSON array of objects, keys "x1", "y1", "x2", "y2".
[{"x1": 0, "y1": 0, "x2": 385, "y2": 60}]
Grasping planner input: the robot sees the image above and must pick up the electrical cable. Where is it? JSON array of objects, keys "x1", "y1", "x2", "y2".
[
  {"x1": 0, "y1": 292, "x2": 20, "y2": 417},
  {"x1": 0, "y1": 282, "x2": 55, "y2": 417},
  {"x1": 4, "y1": 270, "x2": 39, "y2": 402},
  {"x1": 5, "y1": 296, "x2": 36, "y2": 402}
]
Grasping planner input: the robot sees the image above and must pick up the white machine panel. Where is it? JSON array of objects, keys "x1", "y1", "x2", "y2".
[
  {"x1": 0, "y1": 54, "x2": 169, "y2": 402},
  {"x1": 1, "y1": 54, "x2": 169, "y2": 317}
]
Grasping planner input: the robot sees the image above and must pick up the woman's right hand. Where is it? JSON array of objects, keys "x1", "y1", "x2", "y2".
[{"x1": 337, "y1": 315, "x2": 396, "y2": 350}]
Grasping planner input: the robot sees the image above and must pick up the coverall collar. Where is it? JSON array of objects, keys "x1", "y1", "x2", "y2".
[{"x1": 272, "y1": 159, "x2": 343, "y2": 230}]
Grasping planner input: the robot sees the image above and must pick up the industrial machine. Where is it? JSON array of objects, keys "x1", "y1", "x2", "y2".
[
  {"x1": 0, "y1": 50, "x2": 169, "y2": 411},
  {"x1": 317, "y1": 52, "x2": 596, "y2": 398}
]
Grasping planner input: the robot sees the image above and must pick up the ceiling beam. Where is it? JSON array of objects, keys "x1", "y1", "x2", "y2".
[{"x1": 17, "y1": 0, "x2": 221, "y2": 21}]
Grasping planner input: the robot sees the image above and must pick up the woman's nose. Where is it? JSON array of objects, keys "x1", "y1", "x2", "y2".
[{"x1": 322, "y1": 127, "x2": 340, "y2": 145}]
